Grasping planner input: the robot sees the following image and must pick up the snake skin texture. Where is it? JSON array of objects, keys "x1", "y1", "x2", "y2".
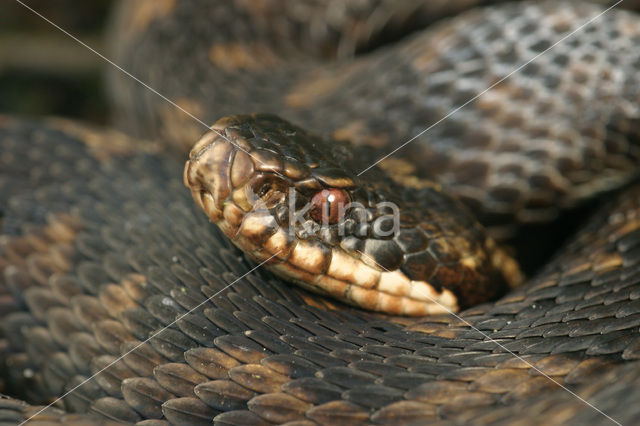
[
  {"x1": 3, "y1": 116, "x2": 640, "y2": 424},
  {"x1": 183, "y1": 114, "x2": 517, "y2": 315},
  {"x1": 1, "y1": 0, "x2": 640, "y2": 424},
  {"x1": 109, "y1": 0, "x2": 640, "y2": 237}
]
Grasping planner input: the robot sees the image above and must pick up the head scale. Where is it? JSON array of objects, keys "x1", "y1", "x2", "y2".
[{"x1": 184, "y1": 114, "x2": 517, "y2": 316}]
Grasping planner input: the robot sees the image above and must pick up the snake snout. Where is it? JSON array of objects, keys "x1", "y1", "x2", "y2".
[
  {"x1": 184, "y1": 115, "x2": 310, "y2": 247},
  {"x1": 183, "y1": 130, "x2": 233, "y2": 224}
]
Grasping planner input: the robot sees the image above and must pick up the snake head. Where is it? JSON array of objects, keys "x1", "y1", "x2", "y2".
[{"x1": 184, "y1": 114, "x2": 517, "y2": 316}]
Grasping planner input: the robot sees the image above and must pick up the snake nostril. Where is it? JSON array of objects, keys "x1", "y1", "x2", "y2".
[
  {"x1": 257, "y1": 182, "x2": 272, "y2": 197},
  {"x1": 250, "y1": 177, "x2": 287, "y2": 209}
]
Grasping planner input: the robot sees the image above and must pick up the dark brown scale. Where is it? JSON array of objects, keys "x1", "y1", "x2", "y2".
[
  {"x1": 120, "y1": 343, "x2": 167, "y2": 377},
  {"x1": 363, "y1": 239, "x2": 404, "y2": 270},
  {"x1": 184, "y1": 349, "x2": 235, "y2": 379},
  {"x1": 121, "y1": 377, "x2": 173, "y2": 419},
  {"x1": 247, "y1": 392, "x2": 312, "y2": 423},
  {"x1": 161, "y1": 397, "x2": 218, "y2": 426},
  {"x1": 154, "y1": 363, "x2": 207, "y2": 397},
  {"x1": 91, "y1": 397, "x2": 141, "y2": 423},
  {"x1": 195, "y1": 380, "x2": 255, "y2": 411},
  {"x1": 402, "y1": 251, "x2": 439, "y2": 284}
]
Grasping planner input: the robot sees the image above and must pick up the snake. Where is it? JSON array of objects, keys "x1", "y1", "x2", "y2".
[{"x1": 2, "y1": 0, "x2": 640, "y2": 424}]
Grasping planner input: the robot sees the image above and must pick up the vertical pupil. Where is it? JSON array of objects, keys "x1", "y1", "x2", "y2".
[
  {"x1": 310, "y1": 189, "x2": 348, "y2": 224},
  {"x1": 324, "y1": 193, "x2": 335, "y2": 222}
]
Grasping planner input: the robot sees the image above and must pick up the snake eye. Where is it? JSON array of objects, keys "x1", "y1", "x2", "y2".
[{"x1": 310, "y1": 189, "x2": 350, "y2": 224}]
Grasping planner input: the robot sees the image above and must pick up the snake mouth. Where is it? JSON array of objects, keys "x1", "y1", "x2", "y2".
[{"x1": 184, "y1": 114, "x2": 518, "y2": 316}]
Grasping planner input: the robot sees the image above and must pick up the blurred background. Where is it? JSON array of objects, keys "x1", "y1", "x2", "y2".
[
  {"x1": 0, "y1": 0, "x2": 114, "y2": 123},
  {"x1": 4, "y1": 0, "x2": 640, "y2": 128}
]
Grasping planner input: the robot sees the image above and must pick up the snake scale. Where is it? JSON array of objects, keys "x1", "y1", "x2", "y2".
[{"x1": 2, "y1": 0, "x2": 640, "y2": 424}]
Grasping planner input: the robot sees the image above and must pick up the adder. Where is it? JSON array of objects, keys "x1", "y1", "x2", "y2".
[{"x1": 2, "y1": 0, "x2": 640, "y2": 424}]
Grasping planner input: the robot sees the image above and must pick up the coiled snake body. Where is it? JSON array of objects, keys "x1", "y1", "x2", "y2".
[{"x1": 2, "y1": 0, "x2": 640, "y2": 424}]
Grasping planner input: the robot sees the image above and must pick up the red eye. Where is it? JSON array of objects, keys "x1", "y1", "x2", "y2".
[{"x1": 310, "y1": 189, "x2": 350, "y2": 224}]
